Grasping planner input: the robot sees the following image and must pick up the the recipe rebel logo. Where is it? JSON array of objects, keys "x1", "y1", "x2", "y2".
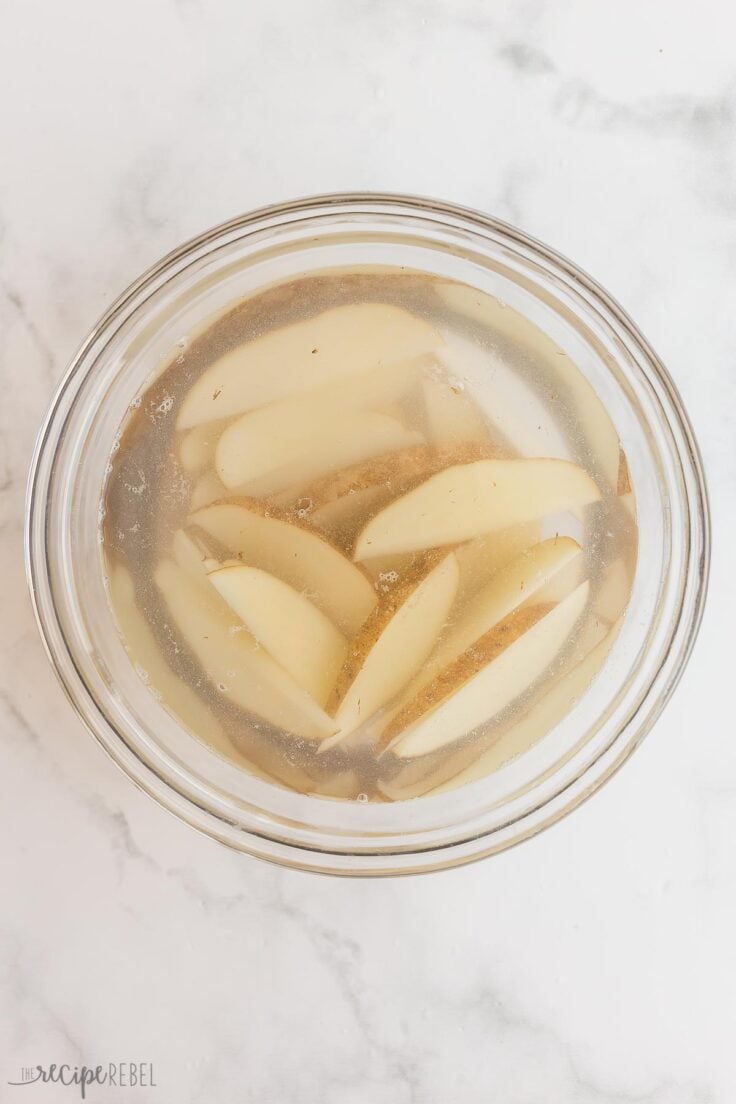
[{"x1": 7, "y1": 1062, "x2": 157, "y2": 1098}]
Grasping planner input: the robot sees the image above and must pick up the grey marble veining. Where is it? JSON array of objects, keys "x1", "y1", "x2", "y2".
[{"x1": 1, "y1": 1, "x2": 734, "y2": 1100}]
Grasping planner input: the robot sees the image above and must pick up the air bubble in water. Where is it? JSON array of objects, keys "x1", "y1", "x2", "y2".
[{"x1": 357, "y1": 792, "x2": 368, "y2": 803}]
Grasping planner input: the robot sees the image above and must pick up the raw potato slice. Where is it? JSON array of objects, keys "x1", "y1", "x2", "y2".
[
  {"x1": 428, "y1": 616, "x2": 619, "y2": 792},
  {"x1": 426, "y1": 537, "x2": 582, "y2": 680},
  {"x1": 437, "y1": 284, "x2": 620, "y2": 486},
  {"x1": 298, "y1": 442, "x2": 493, "y2": 550},
  {"x1": 377, "y1": 618, "x2": 612, "y2": 801},
  {"x1": 421, "y1": 374, "x2": 490, "y2": 446},
  {"x1": 155, "y1": 559, "x2": 337, "y2": 741},
  {"x1": 308, "y1": 770, "x2": 362, "y2": 800},
  {"x1": 300, "y1": 442, "x2": 492, "y2": 512},
  {"x1": 190, "y1": 500, "x2": 377, "y2": 636},
  {"x1": 354, "y1": 459, "x2": 601, "y2": 561},
  {"x1": 176, "y1": 303, "x2": 441, "y2": 429},
  {"x1": 389, "y1": 581, "x2": 590, "y2": 758},
  {"x1": 454, "y1": 521, "x2": 542, "y2": 603},
  {"x1": 222, "y1": 412, "x2": 424, "y2": 496},
  {"x1": 213, "y1": 358, "x2": 426, "y2": 490},
  {"x1": 380, "y1": 603, "x2": 546, "y2": 752},
  {"x1": 374, "y1": 539, "x2": 581, "y2": 753},
  {"x1": 208, "y1": 565, "x2": 347, "y2": 706},
  {"x1": 309, "y1": 486, "x2": 387, "y2": 546},
  {"x1": 322, "y1": 552, "x2": 460, "y2": 749},
  {"x1": 179, "y1": 423, "x2": 222, "y2": 473},
  {"x1": 110, "y1": 563, "x2": 227, "y2": 741},
  {"x1": 190, "y1": 471, "x2": 228, "y2": 511},
  {"x1": 530, "y1": 548, "x2": 586, "y2": 605},
  {"x1": 437, "y1": 331, "x2": 571, "y2": 462},
  {"x1": 172, "y1": 528, "x2": 212, "y2": 579},
  {"x1": 111, "y1": 567, "x2": 310, "y2": 790},
  {"x1": 595, "y1": 558, "x2": 632, "y2": 623}
]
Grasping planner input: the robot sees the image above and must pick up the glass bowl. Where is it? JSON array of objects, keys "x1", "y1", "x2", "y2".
[{"x1": 25, "y1": 193, "x2": 710, "y2": 876}]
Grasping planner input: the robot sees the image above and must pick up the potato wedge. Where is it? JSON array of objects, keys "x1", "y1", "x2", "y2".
[
  {"x1": 437, "y1": 283, "x2": 620, "y2": 487},
  {"x1": 428, "y1": 537, "x2": 581, "y2": 677},
  {"x1": 354, "y1": 458, "x2": 600, "y2": 560},
  {"x1": 221, "y1": 411, "x2": 424, "y2": 496},
  {"x1": 595, "y1": 557, "x2": 632, "y2": 624},
  {"x1": 110, "y1": 563, "x2": 226, "y2": 740},
  {"x1": 321, "y1": 552, "x2": 459, "y2": 749},
  {"x1": 176, "y1": 303, "x2": 441, "y2": 428},
  {"x1": 179, "y1": 422, "x2": 223, "y2": 473},
  {"x1": 437, "y1": 330, "x2": 571, "y2": 462},
  {"x1": 454, "y1": 521, "x2": 542, "y2": 603},
  {"x1": 190, "y1": 471, "x2": 228, "y2": 511},
  {"x1": 190, "y1": 500, "x2": 377, "y2": 636},
  {"x1": 155, "y1": 559, "x2": 337, "y2": 741},
  {"x1": 208, "y1": 564, "x2": 347, "y2": 706},
  {"x1": 421, "y1": 373, "x2": 490, "y2": 446},
  {"x1": 171, "y1": 527, "x2": 218, "y2": 581},
  {"x1": 213, "y1": 357, "x2": 426, "y2": 490},
  {"x1": 388, "y1": 581, "x2": 590, "y2": 758},
  {"x1": 309, "y1": 486, "x2": 388, "y2": 547},
  {"x1": 428, "y1": 615, "x2": 619, "y2": 791},
  {"x1": 300, "y1": 442, "x2": 492, "y2": 511}
]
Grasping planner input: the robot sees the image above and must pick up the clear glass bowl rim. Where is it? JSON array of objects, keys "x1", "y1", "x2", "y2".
[{"x1": 25, "y1": 192, "x2": 711, "y2": 876}]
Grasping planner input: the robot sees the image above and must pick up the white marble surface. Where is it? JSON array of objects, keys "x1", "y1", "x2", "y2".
[{"x1": 1, "y1": 1, "x2": 734, "y2": 1100}]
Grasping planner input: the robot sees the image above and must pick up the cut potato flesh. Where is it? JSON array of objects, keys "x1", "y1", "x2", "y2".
[
  {"x1": 428, "y1": 616, "x2": 618, "y2": 792},
  {"x1": 300, "y1": 441, "x2": 493, "y2": 551},
  {"x1": 376, "y1": 539, "x2": 581, "y2": 755},
  {"x1": 354, "y1": 458, "x2": 601, "y2": 561},
  {"x1": 322, "y1": 552, "x2": 460, "y2": 749},
  {"x1": 437, "y1": 284, "x2": 620, "y2": 486},
  {"x1": 155, "y1": 559, "x2": 337, "y2": 740},
  {"x1": 308, "y1": 770, "x2": 361, "y2": 800},
  {"x1": 214, "y1": 358, "x2": 425, "y2": 490},
  {"x1": 380, "y1": 603, "x2": 546, "y2": 751},
  {"x1": 426, "y1": 537, "x2": 582, "y2": 680},
  {"x1": 190, "y1": 471, "x2": 227, "y2": 512},
  {"x1": 309, "y1": 486, "x2": 387, "y2": 547},
  {"x1": 437, "y1": 330, "x2": 571, "y2": 462},
  {"x1": 421, "y1": 373, "x2": 490, "y2": 446},
  {"x1": 176, "y1": 303, "x2": 441, "y2": 429},
  {"x1": 530, "y1": 548, "x2": 586, "y2": 606},
  {"x1": 111, "y1": 562, "x2": 315, "y2": 788},
  {"x1": 391, "y1": 581, "x2": 590, "y2": 758},
  {"x1": 454, "y1": 521, "x2": 542, "y2": 603},
  {"x1": 223, "y1": 411, "x2": 424, "y2": 497},
  {"x1": 179, "y1": 423, "x2": 222, "y2": 474},
  {"x1": 110, "y1": 564, "x2": 227, "y2": 743},
  {"x1": 595, "y1": 557, "x2": 632, "y2": 623},
  {"x1": 208, "y1": 564, "x2": 347, "y2": 706},
  {"x1": 190, "y1": 501, "x2": 377, "y2": 636},
  {"x1": 300, "y1": 442, "x2": 492, "y2": 512},
  {"x1": 171, "y1": 527, "x2": 220, "y2": 582}
]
